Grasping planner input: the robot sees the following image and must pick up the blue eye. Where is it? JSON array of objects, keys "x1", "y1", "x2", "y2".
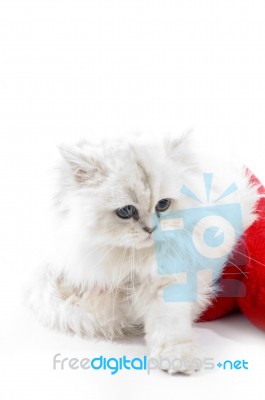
[
  {"x1": 116, "y1": 205, "x2": 138, "y2": 220},
  {"x1": 155, "y1": 198, "x2": 171, "y2": 212}
]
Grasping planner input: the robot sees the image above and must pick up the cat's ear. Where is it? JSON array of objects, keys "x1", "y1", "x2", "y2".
[
  {"x1": 164, "y1": 130, "x2": 195, "y2": 167},
  {"x1": 58, "y1": 144, "x2": 108, "y2": 185}
]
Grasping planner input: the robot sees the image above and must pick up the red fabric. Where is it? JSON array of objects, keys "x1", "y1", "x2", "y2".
[{"x1": 199, "y1": 173, "x2": 265, "y2": 330}]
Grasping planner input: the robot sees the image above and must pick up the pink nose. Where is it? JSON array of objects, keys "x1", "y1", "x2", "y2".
[{"x1": 143, "y1": 226, "x2": 156, "y2": 234}]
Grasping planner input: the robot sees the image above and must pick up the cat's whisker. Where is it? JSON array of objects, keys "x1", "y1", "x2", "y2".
[
  {"x1": 78, "y1": 232, "x2": 126, "y2": 267},
  {"x1": 110, "y1": 245, "x2": 127, "y2": 329},
  {"x1": 232, "y1": 247, "x2": 265, "y2": 268}
]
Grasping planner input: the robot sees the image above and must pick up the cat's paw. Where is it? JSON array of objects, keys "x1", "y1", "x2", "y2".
[{"x1": 150, "y1": 340, "x2": 201, "y2": 375}]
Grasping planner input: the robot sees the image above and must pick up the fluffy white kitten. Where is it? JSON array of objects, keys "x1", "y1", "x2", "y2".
[{"x1": 27, "y1": 134, "x2": 260, "y2": 374}]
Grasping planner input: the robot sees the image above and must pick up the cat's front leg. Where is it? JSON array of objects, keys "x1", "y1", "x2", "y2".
[{"x1": 141, "y1": 282, "x2": 201, "y2": 375}]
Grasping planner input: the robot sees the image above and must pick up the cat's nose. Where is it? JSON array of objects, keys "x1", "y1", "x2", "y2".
[{"x1": 143, "y1": 226, "x2": 157, "y2": 234}]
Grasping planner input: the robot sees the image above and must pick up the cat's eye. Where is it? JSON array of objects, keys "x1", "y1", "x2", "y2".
[
  {"x1": 155, "y1": 198, "x2": 171, "y2": 212},
  {"x1": 116, "y1": 205, "x2": 138, "y2": 220}
]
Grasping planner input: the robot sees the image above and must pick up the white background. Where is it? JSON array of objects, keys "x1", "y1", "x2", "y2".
[{"x1": 0, "y1": 1, "x2": 265, "y2": 399}]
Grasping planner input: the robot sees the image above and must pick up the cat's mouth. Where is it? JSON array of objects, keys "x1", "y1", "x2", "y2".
[
  {"x1": 135, "y1": 234, "x2": 154, "y2": 249},
  {"x1": 126, "y1": 231, "x2": 155, "y2": 249}
]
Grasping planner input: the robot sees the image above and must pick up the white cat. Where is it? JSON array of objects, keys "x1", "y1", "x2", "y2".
[{"x1": 27, "y1": 134, "x2": 260, "y2": 374}]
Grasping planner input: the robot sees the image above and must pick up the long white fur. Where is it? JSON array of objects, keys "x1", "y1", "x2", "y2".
[{"x1": 26, "y1": 134, "x2": 261, "y2": 374}]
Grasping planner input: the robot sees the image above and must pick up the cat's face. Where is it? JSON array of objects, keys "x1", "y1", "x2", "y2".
[{"x1": 58, "y1": 135, "x2": 194, "y2": 250}]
